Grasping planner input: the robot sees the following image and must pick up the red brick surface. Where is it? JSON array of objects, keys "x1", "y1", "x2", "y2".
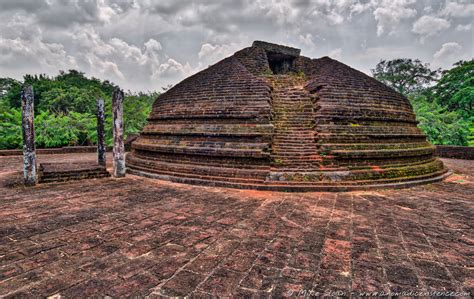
[
  {"x1": 0, "y1": 153, "x2": 472, "y2": 297},
  {"x1": 126, "y1": 42, "x2": 447, "y2": 190}
]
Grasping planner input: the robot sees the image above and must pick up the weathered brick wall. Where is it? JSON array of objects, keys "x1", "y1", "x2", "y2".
[
  {"x1": 234, "y1": 47, "x2": 271, "y2": 75},
  {"x1": 0, "y1": 146, "x2": 121, "y2": 156},
  {"x1": 0, "y1": 146, "x2": 104, "y2": 156},
  {"x1": 126, "y1": 41, "x2": 447, "y2": 190},
  {"x1": 300, "y1": 56, "x2": 443, "y2": 180},
  {"x1": 435, "y1": 145, "x2": 474, "y2": 160},
  {"x1": 127, "y1": 55, "x2": 274, "y2": 182}
]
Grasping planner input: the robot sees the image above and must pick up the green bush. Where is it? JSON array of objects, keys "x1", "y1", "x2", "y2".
[
  {"x1": 35, "y1": 111, "x2": 79, "y2": 148},
  {"x1": 0, "y1": 108, "x2": 22, "y2": 149},
  {"x1": 410, "y1": 95, "x2": 469, "y2": 146},
  {"x1": 469, "y1": 123, "x2": 474, "y2": 146}
]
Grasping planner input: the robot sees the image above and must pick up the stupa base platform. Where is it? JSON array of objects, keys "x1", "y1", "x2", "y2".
[
  {"x1": 39, "y1": 162, "x2": 110, "y2": 183},
  {"x1": 127, "y1": 168, "x2": 450, "y2": 192},
  {"x1": 127, "y1": 41, "x2": 448, "y2": 191}
]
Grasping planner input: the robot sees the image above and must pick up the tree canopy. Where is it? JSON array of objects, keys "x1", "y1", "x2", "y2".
[
  {"x1": 432, "y1": 60, "x2": 473, "y2": 118},
  {"x1": 372, "y1": 58, "x2": 473, "y2": 146},
  {"x1": 371, "y1": 58, "x2": 439, "y2": 95},
  {"x1": 0, "y1": 70, "x2": 158, "y2": 149}
]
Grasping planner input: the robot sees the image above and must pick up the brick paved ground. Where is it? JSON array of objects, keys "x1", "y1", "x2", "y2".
[{"x1": 0, "y1": 154, "x2": 472, "y2": 297}]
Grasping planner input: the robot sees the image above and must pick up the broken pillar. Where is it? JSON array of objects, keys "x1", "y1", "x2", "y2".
[
  {"x1": 112, "y1": 88, "x2": 125, "y2": 177},
  {"x1": 21, "y1": 85, "x2": 37, "y2": 186},
  {"x1": 97, "y1": 98, "x2": 106, "y2": 167}
]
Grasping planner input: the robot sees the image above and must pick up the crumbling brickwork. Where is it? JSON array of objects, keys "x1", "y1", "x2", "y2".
[{"x1": 126, "y1": 41, "x2": 447, "y2": 191}]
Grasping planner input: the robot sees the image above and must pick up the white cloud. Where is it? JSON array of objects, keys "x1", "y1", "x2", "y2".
[
  {"x1": 432, "y1": 42, "x2": 463, "y2": 68},
  {"x1": 2, "y1": 13, "x2": 41, "y2": 40},
  {"x1": 0, "y1": 0, "x2": 472, "y2": 91},
  {"x1": 441, "y1": 2, "x2": 474, "y2": 18},
  {"x1": 64, "y1": 25, "x2": 187, "y2": 89},
  {"x1": 328, "y1": 48, "x2": 342, "y2": 60},
  {"x1": 0, "y1": 12, "x2": 77, "y2": 74},
  {"x1": 298, "y1": 33, "x2": 315, "y2": 48},
  {"x1": 328, "y1": 11, "x2": 344, "y2": 25},
  {"x1": 354, "y1": 45, "x2": 411, "y2": 74},
  {"x1": 423, "y1": 6, "x2": 433, "y2": 14},
  {"x1": 0, "y1": 37, "x2": 77, "y2": 70},
  {"x1": 156, "y1": 58, "x2": 193, "y2": 79},
  {"x1": 455, "y1": 23, "x2": 472, "y2": 31},
  {"x1": 373, "y1": 0, "x2": 417, "y2": 36},
  {"x1": 350, "y1": 1, "x2": 373, "y2": 15},
  {"x1": 412, "y1": 15, "x2": 450, "y2": 39},
  {"x1": 0, "y1": 0, "x2": 48, "y2": 12},
  {"x1": 198, "y1": 43, "x2": 237, "y2": 67},
  {"x1": 144, "y1": 39, "x2": 162, "y2": 53},
  {"x1": 108, "y1": 38, "x2": 148, "y2": 65}
]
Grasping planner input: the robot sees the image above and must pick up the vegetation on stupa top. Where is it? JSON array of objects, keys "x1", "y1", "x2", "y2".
[
  {"x1": 0, "y1": 70, "x2": 157, "y2": 149},
  {"x1": 372, "y1": 59, "x2": 473, "y2": 146}
]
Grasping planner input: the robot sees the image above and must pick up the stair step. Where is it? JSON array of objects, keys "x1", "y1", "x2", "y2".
[
  {"x1": 268, "y1": 75, "x2": 319, "y2": 171},
  {"x1": 38, "y1": 162, "x2": 110, "y2": 183},
  {"x1": 127, "y1": 155, "x2": 270, "y2": 180},
  {"x1": 128, "y1": 164, "x2": 266, "y2": 184},
  {"x1": 40, "y1": 173, "x2": 110, "y2": 183}
]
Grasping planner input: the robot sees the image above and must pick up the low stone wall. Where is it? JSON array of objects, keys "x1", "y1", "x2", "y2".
[
  {"x1": 435, "y1": 145, "x2": 474, "y2": 160},
  {"x1": 0, "y1": 146, "x2": 113, "y2": 156}
]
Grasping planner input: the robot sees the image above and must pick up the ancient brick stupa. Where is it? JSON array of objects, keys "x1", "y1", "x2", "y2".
[{"x1": 127, "y1": 41, "x2": 448, "y2": 191}]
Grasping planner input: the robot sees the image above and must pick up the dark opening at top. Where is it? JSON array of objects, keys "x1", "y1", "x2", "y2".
[
  {"x1": 252, "y1": 40, "x2": 301, "y2": 74},
  {"x1": 267, "y1": 53, "x2": 295, "y2": 74}
]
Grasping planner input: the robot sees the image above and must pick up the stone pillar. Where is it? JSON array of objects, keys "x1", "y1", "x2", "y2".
[
  {"x1": 96, "y1": 98, "x2": 106, "y2": 167},
  {"x1": 21, "y1": 85, "x2": 37, "y2": 186},
  {"x1": 112, "y1": 88, "x2": 125, "y2": 177}
]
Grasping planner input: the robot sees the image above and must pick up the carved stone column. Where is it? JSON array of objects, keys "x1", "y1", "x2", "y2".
[
  {"x1": 96, "y1": 98, "x2": 106, "y2": 167},
  {"x1": 112, "y1": 88, "x2": 125, "y2": 177},
  {"x1": 21, "y1": 85, "x2": 37, "y2": 186}
]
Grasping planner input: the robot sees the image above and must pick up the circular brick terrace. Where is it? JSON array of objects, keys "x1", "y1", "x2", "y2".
[{"x1": 0, "y1": 153, "x2": 472, "y2": 297}]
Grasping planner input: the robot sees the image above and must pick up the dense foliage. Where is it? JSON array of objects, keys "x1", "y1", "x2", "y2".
[
  {"x1": 371, "y1": 58, "x2": 439, "y2": 95},
  {"x1": 0, "y1": 70, "x2": 157, "y2": 149},
  {"x1": 432, "y1": 60, "x2": 473, "y2": 118},
  {"x1": 372, "y1": 59, "x2": 473, "y2": 146},
  {"x1": 409, "y1": 95, "x2": 469, "y2": 146}
]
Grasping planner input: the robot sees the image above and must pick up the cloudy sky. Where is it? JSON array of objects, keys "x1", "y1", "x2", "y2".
[{"x1": 0, "y1": 0, "x2": 472, "y2": 91}]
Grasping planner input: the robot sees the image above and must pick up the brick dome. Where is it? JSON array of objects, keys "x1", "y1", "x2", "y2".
[{"x1": 126, "y1": 41, "x2": 448, "y2": 191}]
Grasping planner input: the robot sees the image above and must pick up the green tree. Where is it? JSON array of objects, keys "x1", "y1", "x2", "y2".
[
  {"x1": 39, "y1": 86, "x2": 105, "y2": 114},
  {"x1": 55, "y1": 70, "x2": 116, "y2": 96},
  {"x1": 410, "y1": 95, "x2": 469, "y2": 146},
  {"x1": 371, "y1": 58, "x2": 439, "y2": 96},
  {"x1": 123, "y1": 92, "x2": 157, "y2": 136},
  {"x1": 0, "y1": 78, "x2": 21, "y2": 98},
  {"x1": 432, "y1": 60, "x2": 474, "y2": 119},
  {"x1": 372, "y1": 58, "x2": 473, "y2": 146},
  {"x1": 2, "y1": 70, "x2": 117, "y2": 112},
  {"x1": 35, "y1": 112, "x2": 78, "y2": 148},
  {"x1": 0, "y1": 69, "x2": 157, "y2": 150},
  {"x1": 34, "y1": 111, "x2": 97, "y2": 148},
  {"x1": 0, "y1": 108, "x2": 22, "y2": 149}
]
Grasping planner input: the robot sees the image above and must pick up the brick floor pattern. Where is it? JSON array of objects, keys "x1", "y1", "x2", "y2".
[{"x1": 0, "y1": 154, "x2": 472, "y2": 297}]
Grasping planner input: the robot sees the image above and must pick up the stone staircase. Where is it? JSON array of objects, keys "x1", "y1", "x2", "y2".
[
  {"x1": 265, "y1": 75, "x2": 321, "y2": 181},
  {"x1": 38, "y1": 162, "x2": 110, "y2": 183}
]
